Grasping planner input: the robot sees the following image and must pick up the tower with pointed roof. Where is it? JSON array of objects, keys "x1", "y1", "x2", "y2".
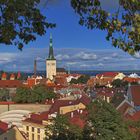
[{"x1": 46, "y1": 34, "x2": 56, "y2": 80}]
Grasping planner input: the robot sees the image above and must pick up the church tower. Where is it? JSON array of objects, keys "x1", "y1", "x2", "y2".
[{"x1": 46, "y1": 34, "x2": 56, "y2": 80}]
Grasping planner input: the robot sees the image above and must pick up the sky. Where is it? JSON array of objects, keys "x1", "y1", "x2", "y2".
[{"x1": 0, "y1": 0, "x2": 140, "y2": 72}]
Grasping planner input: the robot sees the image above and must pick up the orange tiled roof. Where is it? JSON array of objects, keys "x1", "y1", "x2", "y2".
[
  {"x1": 96, "y1": 72, "x2": 119, "y2": 78},
  {"x1": 1, "y1": 72, "x2": 7, "y2": 79},
  {"x1": 0, "y1": 80, "x2": 22, "y2": 88}
]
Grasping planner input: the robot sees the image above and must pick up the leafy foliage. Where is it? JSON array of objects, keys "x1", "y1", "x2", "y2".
[
  {"x1": 45, "y1": 114, "x2": 83, "y2": 140},
  {"x1": 71, "y1": 0, "x2": 140, "y2": 54},
  {"x1": 83, "y1": 100, "x2": 136, "y2": 140},
  {"x1": 0, "y1": 88, "x2": 10, "y2": 101},
  {"x1": 70, "y1": 75, "x2": 90, "y2": 84},
  {"x1": 112, "y1": 79, "x2": 128, "y2": 88},
  {"x1": 13, "y1": 85, "x2": 56, "y2": 103},
  {"x1": 0, "y1": 0, "x2": 55, "y2": 49}
]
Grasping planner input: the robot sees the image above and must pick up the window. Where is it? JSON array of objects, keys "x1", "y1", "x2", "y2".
[
  {"x1": 26, "y1": 126, "x2": 29, "y2": 131},
  {"x1": 37, "y1": 128, "x2": 40, "y2": 133},
  {"x1": 32, "y1": 134, "x2": 34, "y2": 140},
  {"x1": 32, "y1": 127, "x2": 34, "y2": 132},
  {"x1": 4, "y1": 137, "x2": 7, "y2": 140}
]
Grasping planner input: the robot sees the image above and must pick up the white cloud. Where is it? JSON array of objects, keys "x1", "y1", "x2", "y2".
[
  {"x1": 74, "y1": 52, "x2": 97, "y2": 60},
  {"x1": 56, "y1": 54, "x2": 70, "y2": 60},
  {"x1": 0, "y1": 53, "x2": 17, "y2": 64}
]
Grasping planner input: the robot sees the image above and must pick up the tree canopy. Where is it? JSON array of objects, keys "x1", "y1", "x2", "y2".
[
  {"x1": 70, "y1": 75, "x2": 90, "y2": 84},
  {"x1": 0, "y1": 0, "x2": 55, "y2": 50},
  {"x1": 12, "y1": 85, "x2": 56, "y2": 103},
  {"x1": 83, "y1": 100, "x2": 136, "y2": 140},
  {"x1": 45, "y1": 100, "x2": 136, "y2": 140},
  {"x1": 45, "y1": 114, "x2": 83, "y2": 140},
  {"x1": 71, "y1": 0, "x2": 140, "y2": 55}
]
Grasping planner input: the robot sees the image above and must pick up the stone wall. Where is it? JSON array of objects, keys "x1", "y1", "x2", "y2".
[{"x1": 0, "y1": 104, "x2": 51, "y2": 114}]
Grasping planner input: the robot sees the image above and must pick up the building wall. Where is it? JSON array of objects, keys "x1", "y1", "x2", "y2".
[
  {"x1": 114, "y1": 73, "x2": 125, "y2": 80},
  {"x1": 23, "y1": 123, "x2": 45, "y2": 140},
  {"x1": 46, "y1": 60, "x2": 56, "y2": 80},
  {"x1": 60, "y1": 103, "x2": 86, "y2": 114},
  {"x1": 0, "y1": 104, "x2": 51, "y2": 114},
  {"x1": 0, "y1": 127, "x2": 26, "y2": 140}
]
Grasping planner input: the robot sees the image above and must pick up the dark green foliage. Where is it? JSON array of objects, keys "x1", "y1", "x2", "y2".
[
  {"x1": 0, "y1": 0, "x2": 55, "y2": 49},
  {"x1": 12, "y1": 87, "x2": 32, "y2": 103},
  {"x1": 32, "y1": 85, "x2": 56, "y2": 102},
  {"x1": 112, "y1": 79, "x2": 128, "y2": 88},
  {"x1": 70, "y1": 75, "x2": 90, "y2": 84},
  {"x1": 83, "y1": 100, "x2": 136, "y2": 140},
  {"x1": 0, "y1": 89, "x2": 10, "y2": 101},
  {"x1": 45, "y1": 100, "x2": 136, "y2": 140},
  {"x1": 111, "y1": 92, "x2": 125, "y2": 108},
  {"x1": 45, "y1": 114, "x2": 83, "y2": 140},
  {"x1": 71, "y1": 0, "x2": 140, "y2": 54},
  {"x1": 13, "y1": 85, "x2": 56, "y2": 103}
]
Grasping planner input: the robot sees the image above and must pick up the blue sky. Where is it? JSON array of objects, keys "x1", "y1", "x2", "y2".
[{"x1": 0, "y1": 0, "x2": 140, "y2": 72}]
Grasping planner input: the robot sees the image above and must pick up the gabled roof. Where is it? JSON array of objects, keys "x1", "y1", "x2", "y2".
[
  {"x1": 117, "y1": 101, "x2": 133, "y2": 115},
  {"x1": 126, "y1": 111, "x2": 140, "y2": 121},
  {"x1": 96, "y1": 72, "x2": 119, "y2": 78},
  {"x1": 49, "y1": 95, "x2": 91, "y2": 114},
  {"x1": 1, "y1": 72, "x2": 7, "y2": 79},
  {"x1": 23, "y1": 111, "x2": 49, "y2": 125},
  {"x1": 130, "y1": 85, "x2": 140, "y2": 106},
  {"x1": 49, "y1": 100, "x2": 75, "y2": 114},
  {"x1": 0, "y1": 121, "x2": 8, "y2": 134},
  {"x1": 10, "y1": 73, "x2": 15, "y2": 79}
]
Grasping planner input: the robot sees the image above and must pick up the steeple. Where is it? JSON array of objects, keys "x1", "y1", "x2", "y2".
[{"x1": 48, "y1": 34, "x2": 55, "y2": 60}]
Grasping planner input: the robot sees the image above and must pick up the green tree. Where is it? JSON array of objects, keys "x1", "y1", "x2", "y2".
[
  {"x1": 0, "y1": 0, "x2": 55, "y2": 49},
  {"x1": 83, "y1": 100, "x2": 136, "y2": 140},
  {"x1": 13, "y1": 87, "x2": 32, "y2": 103},
  {"x1": 45, "y1": 114, "x2": 83, "y2": 140},
  {"x1": 32, "y1": 85, "x2": 56, "y2": 103},
  {"x1": 112, "y1": 79, "x2": 123, "y2": 88},
  {"x1": 0, "y1": 89, "x2": 9, "y2": 101},
  {"x1": 70, "y1": 75, "x2": 90, "y2": 84},
  {"x1": 71, "y1": 0, "x2": 140, "y2": 54}
]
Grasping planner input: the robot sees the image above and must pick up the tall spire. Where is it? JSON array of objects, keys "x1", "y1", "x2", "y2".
[{"x1": 48, "y1": 33, "x2": 55, "y2": 60}]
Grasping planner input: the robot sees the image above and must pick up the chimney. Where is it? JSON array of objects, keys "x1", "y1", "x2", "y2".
[{"x1": 34, "y1": 59, "x2": 37, "y2": 77}]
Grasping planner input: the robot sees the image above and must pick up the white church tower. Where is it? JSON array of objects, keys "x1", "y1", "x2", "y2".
[{"x1": 46, "y1": 34, "x2": 56, "y2": 80}]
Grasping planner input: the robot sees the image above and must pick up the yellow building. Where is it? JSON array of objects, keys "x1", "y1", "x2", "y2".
[
  {"x1": 22, "y1": 95, "x2": 90, "y2": 140},
  {"x1": 46, "y1": 34, "x2": 56, "y2": 80}
]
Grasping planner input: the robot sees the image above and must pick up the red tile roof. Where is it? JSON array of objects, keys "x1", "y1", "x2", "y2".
[
  {"x1": 117, "y1": 102, "x2": 132, "y2": 115},
  {"x1": 23, "y1": 111, "x2": 49, "y2": 125},
  {"x1": 130, "y1": 85, "x2": 140, "y2": 106},
  {"x1": 96, "y1": 72, "x2": 119, "y2": 79},
  {"x1": 17, "y1": 72, "x2": 21, "y2": 79},
  {"x1": 10, "y1": 73, "x2": 15, "y2": 79},
  {"x1": 49, "y1": 100, "x2": 75, "y2": 114},
  {"x1": 0, "y1": 80, "x2": 22, "y2": 88},
  {"x1": 70, "y1": 116, "x2": 85, "y2": 128},
  {"x1": 1, "y1": 72, "x2": 7, "y2": 79},
  {"x1": 0, "y1": 121, "x2": 8, "y2": 133},
  {"x1": 49, "y1": 95, "x2": 91, "y2": 114},
  {"x1": 126, "y1": 111, "x2": 140, "y2": 121},
  {"x1": 123, "y1": 77, "x2": 140, "y2": 83}
]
